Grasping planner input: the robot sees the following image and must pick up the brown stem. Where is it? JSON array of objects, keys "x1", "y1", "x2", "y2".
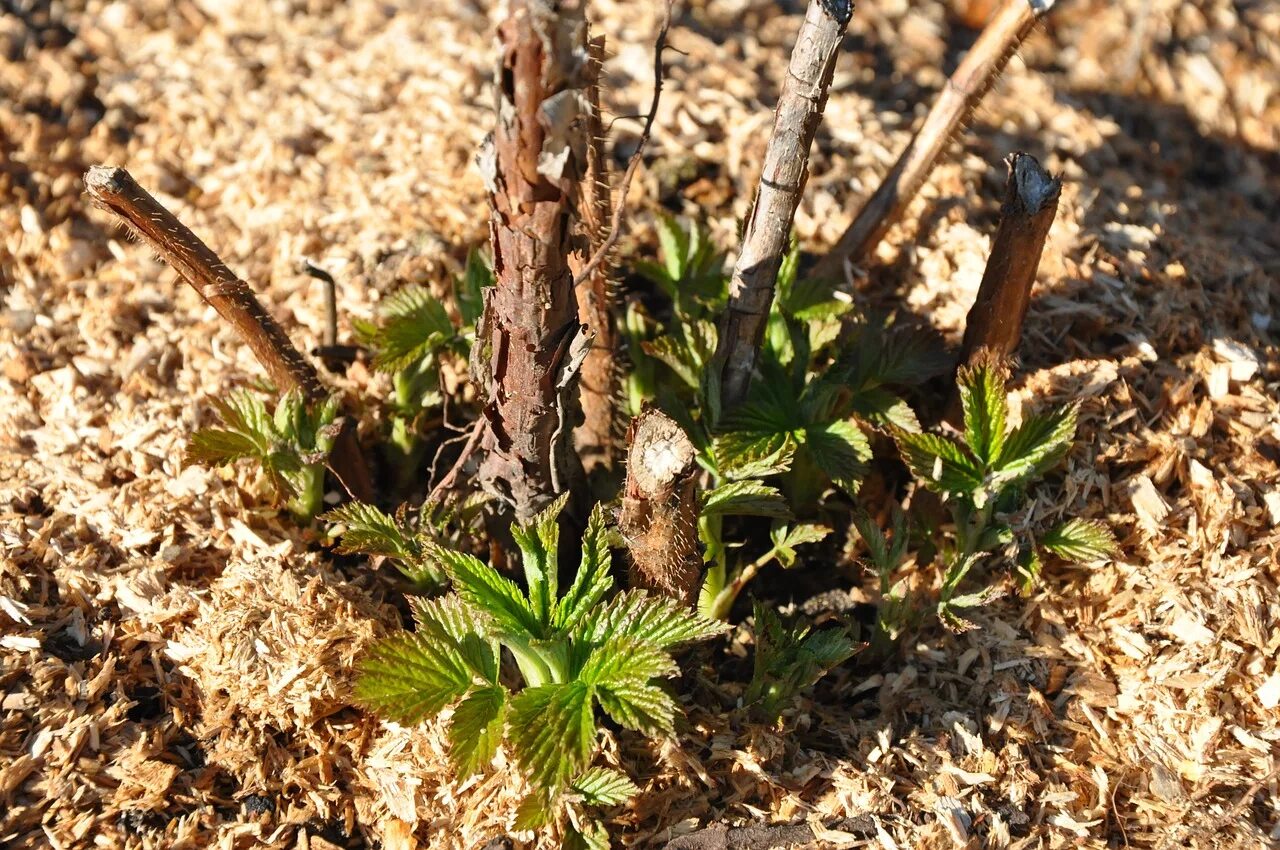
[
  {"x1": 472, "y1": 0, "x2": 591, "y2": 523},
  {"x1": 713, "y1": 0, "x2": 852, "y2": 410},
  {"x1": 83, "y1": 165, "x2": 374, "y2": 503},
  {"x1": 572, "y1": 33, "x2": 622, "y2": 480},
  {"x1": 810, "y1": 0, "x2": 1056, "y2": 282},
  {"x1": 619, "y1": 409, "x2": 702, "y2": 606},
  {"x1": 957, "y1": 152, "x2": 1060, "y2": 363}
]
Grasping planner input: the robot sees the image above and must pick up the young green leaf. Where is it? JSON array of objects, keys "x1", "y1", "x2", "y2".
[
  {"x1": 512, "y1": 493, "x2": 567, "y2": 626},
  {"x1": 746, "y1": 603, "x2": 859, "y2": 720},
  {"x1": 957, "y1": 355, "x2": 1009, "y2": 464},
  {"x1": 700, "y1": 480, "x2": 793, "y2": 519},
  {"x1": 769, "y1": 522, "x2": 831, "y2": 569},
  {"x1": 448, "y1": 685, "x2": 508, "y2": 777},
  {"x1": 803, "y1": 419, "x2": 871, "y2": 495},
  {"x1": 353, "y1": 632, "x2": 475, "y2": 724},
  {"x1": 509, "y1": 682, "x2": 596, "y2": 792},
  {"x1": 894, "y1": 431, "x2": 985, "y2": 496},
  {"x1": 580, "y1": 592, "x2": 728, "y2": 651},
  {"x1": 571, "y1": 767, "x2": 639, "y2": 807},
  {"x1": 1040, "y1": 518, "x2": 1118, "y2": 562},
  {"x1": 554, "y1": 503, "x2": 616, "y2": 630},
  {"x1": 430, "y1": 544, "x2": 542, "y2": 638},
  {"x1": 992, "y1": 404, "x2": 1078, "y2": 484},
  {"x1": 322, "y1": 502, "x2": 416, "y2": 561}
]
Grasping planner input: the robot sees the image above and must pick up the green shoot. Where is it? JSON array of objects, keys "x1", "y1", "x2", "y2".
[
  {"x1": 851, "y1": 508, "x2": 913, "y2": 658},
  {"x1": 187, "y1": 389, "x2": 339, "y2": 521},
  {"x1": 744, "y1": 602, "x2": 859, "y2": 720},
  {"x1": 353, "y1": 497, "x2": 726, "y2": 845},
  {"x1": 893, "y1": 354, "x2": 1116, "y2": 631}
]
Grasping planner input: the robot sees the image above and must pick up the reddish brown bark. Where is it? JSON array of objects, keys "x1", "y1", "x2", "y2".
[
  {"x1": 472, "y1": 1, "x2": 591, "y2": 522},
  {"x1": 83, "y1": 166, "x2": 374, "y2": 503}
]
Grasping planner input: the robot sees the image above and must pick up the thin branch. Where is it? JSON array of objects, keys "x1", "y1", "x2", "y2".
[
  {"x1": 712, "y1": 0, "x2": 853, "y2": 410},
  {"x1": 810, "y1": 0, "x2": 1057, "y2": 282},
  {"x1": 84, "y1": 166, "x2": 375, "y2": 503},
  {"x1": 426, "y1": 416, "x2": 488, "y2": 505},
  {"x1": 572, "y1": 1, "x2": 671, "y2": 287}
]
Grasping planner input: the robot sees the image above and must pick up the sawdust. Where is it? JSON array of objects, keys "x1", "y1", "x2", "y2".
[{"x1": 2, "y1": 1, "x2": 1278, "y2": 848}]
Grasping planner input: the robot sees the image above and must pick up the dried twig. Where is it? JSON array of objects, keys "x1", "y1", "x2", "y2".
[
  {"x1": 944, "y1": 152, "x2": 1059, "y2": 425},
  {"x1": 473, "y1": 0, "x2": 592, "y2": 522},
  {"x1": 713, "y1": 0, "x2": 853, "y2": 410},
  {"x1": 572, "y1": 33, "x2": 623, "y2": 480},
  {"x1": 811, "y1": 0, "x2": 1057, "y2": 282},
  {"x1": 956, "y1": 152, "x2": 1060, "y2": 364},
  {"x1": 572, "y1": 1, "x2": 671, "y2": 287},
  {"x1": 426, "y1": 416, "x2": 487, "y2": 505},
  {"x1": 619, "y1": 409, "x2": 701, "y2": 605},
  {"x1": 84, "y1": 166, "x2": 374, "y2": 502}
]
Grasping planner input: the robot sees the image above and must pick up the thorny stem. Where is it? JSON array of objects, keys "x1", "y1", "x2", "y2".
[
  {"x1": 473, "y1": 0, "x2": 592, "y2": 523},
  {"x1": 810, "y1": 0, "x2": 1057, "y2": 282},
  {"x1": 572, "y1": 33, "x2": 623, "y2": 482},
  {"x1": 713, "y1": 0, "x2": 853, "y2": 411},
  {"x1": 619, "y1": 409, "x2": 701, "y2": 605},
  {"x1": 83, "y1": 165, "x2": 374, "y2": 503}
]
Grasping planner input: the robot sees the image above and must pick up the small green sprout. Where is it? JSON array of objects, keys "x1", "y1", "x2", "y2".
[
  {"x1": 187, "y1": 389, "x2": 339, "y2": 521},
  {"x1": 352, "y1": 497, "x2": 726, "y2": 846},
  {"x1": 744, "y1": 602, "x2": 859, "y2": 721}
]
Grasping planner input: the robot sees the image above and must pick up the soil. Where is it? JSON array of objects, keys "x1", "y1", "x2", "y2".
[{"x1": 2, "y1": 1, "x2": 1278, "y2": 849}]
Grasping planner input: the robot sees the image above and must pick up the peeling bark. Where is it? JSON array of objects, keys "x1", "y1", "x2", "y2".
[
  {"x1": 83, "y1": 165, "x2": 374, "y2": 503},
  {"x1": 714, "y1": 0, "x2": 853, "y2": 410},
  {"x1": 620, "y1": 409, "x2": 701, "y2": 606},
  {"x1": 473, "y1": 0, "x2": 591, "y2": 523},
  {"x1": 811, "y1": 0, "x2": 1057, "y2": 281},
  {"x1": 572, "y1": 33, "x2": 623, "y2": 482}
]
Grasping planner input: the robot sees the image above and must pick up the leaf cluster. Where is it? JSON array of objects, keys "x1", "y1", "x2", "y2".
[
  {"x1": 187, "y1": 389, "x2": 339, "y2": 520},
  {"x1": 353, "y1": 497, "x2": 726, "y2": 845}
]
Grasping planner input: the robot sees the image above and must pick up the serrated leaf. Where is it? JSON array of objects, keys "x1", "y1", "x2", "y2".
[
  {"x1": 410, "y1": 595, "x2": 499, "y2": 682},
  {"x1": 513, "y1": 786, "x2": 558, "y2": 831},
  {"x1": 769, "y1": 522, "x2": 831, "y2": 568},
  {"x1": 353, "y1": 632, "x2": 474, "y2": 724},
  {"x1": 565, "y1": 819, "x2": 611, "y2": 850},
  {"x1": 511, "y1": 493, "x2": 567, "y2": 627},
  {"x1": 509, "y1": 682, "x2": 596, "y2": 792},
  {"x1": 712, "y1": 429, "x2": 797, "y2": 479},
  {"x1": 993, "y1": 404, "x2": 1078, "y2": 485},
  {"x1": 554, "y1": 503, "x2": 616, "y2": 630},
  {"x1": 186, "y1": 427, "x2": 264, "y2": 466},
  {"x1": 851, "y1": 387, "x2": 921, "y2": 432},
  {"x1": 655, "y1": 213, "x2": 689, "y2": 284},
  {"x1": 571, "y1": 768, "x2": 639, "y2": 807},
  {"x1": 1040, "y1": 518, "x2": 1117, "y2": 562},
  {"x1": 595, "y1": 677, "x2": 678, "y2": 736},
  {"x1": 448, "y1": 685, "x2": 508, "y2": 777},
  {"x1": 431, "y1": 544, "x2": 542, "y2": 638},
  {"x1": 803, "y1": 419, "x2": 870, "y2": 494},
  {"x1": 322, "y1": 502, "x2": 415, "y2": 560},
  {"x1": 372, "y1": 285, "x2": 456, "y2": 372},
  {"x1": 700, "y1": 481, "x2": 792, "y2": 519},
  {"x1": 957, "y1": 356, "x2": 1009, "y2": 465},
  {"x1": 894, "y1": 431, "x2": 985, "y2": 496},
  {"x1": 578, "y1": 637, "x2": 678, "y2": 687},
  {"x1": 579, "y1": 592, "x2": 727, "y2": 651},
  {"x1": 867, "y1": 322, "x2": 950, "y2": 386}
]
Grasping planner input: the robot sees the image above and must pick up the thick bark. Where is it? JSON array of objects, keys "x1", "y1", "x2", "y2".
[
  {"x1": 572, "y1": 33, "x2": 622, "y2": 481},
  {"x1": 810, "y1": 0, "x2": 1056, "y2": 282},
  {"x1": 713, "y1": 0, "x2": 853, "y2": 410},
  {"x1": 957, "y1": 152, "x2": 1060, "y2": 363},
  {"x1": 473, "y1": 0, "x2": 591, "y2": 523},
  {"x1": 619, "y1": 409, "x2": 701, "y2": 606},
  {"x1": 83, "y1": 165, "x2": 374, "y2": 503}
]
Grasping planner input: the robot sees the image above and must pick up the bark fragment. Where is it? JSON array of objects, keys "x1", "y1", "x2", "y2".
[
  {"x1": 83, "y1": 165, "x2": 374, "y2": 503},
  {"x1": 713, "y1": 0, "x2": 853, "y2": 410},
  {"x1": 473, "y1": 0, "x2": 592, "y2": 523},
  {"x1": 810, "y1": 0, "x2": 1057, "y2": 281},
  {"x1": 619, "y1": 409, "x2": 701, "y2": 606}
]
